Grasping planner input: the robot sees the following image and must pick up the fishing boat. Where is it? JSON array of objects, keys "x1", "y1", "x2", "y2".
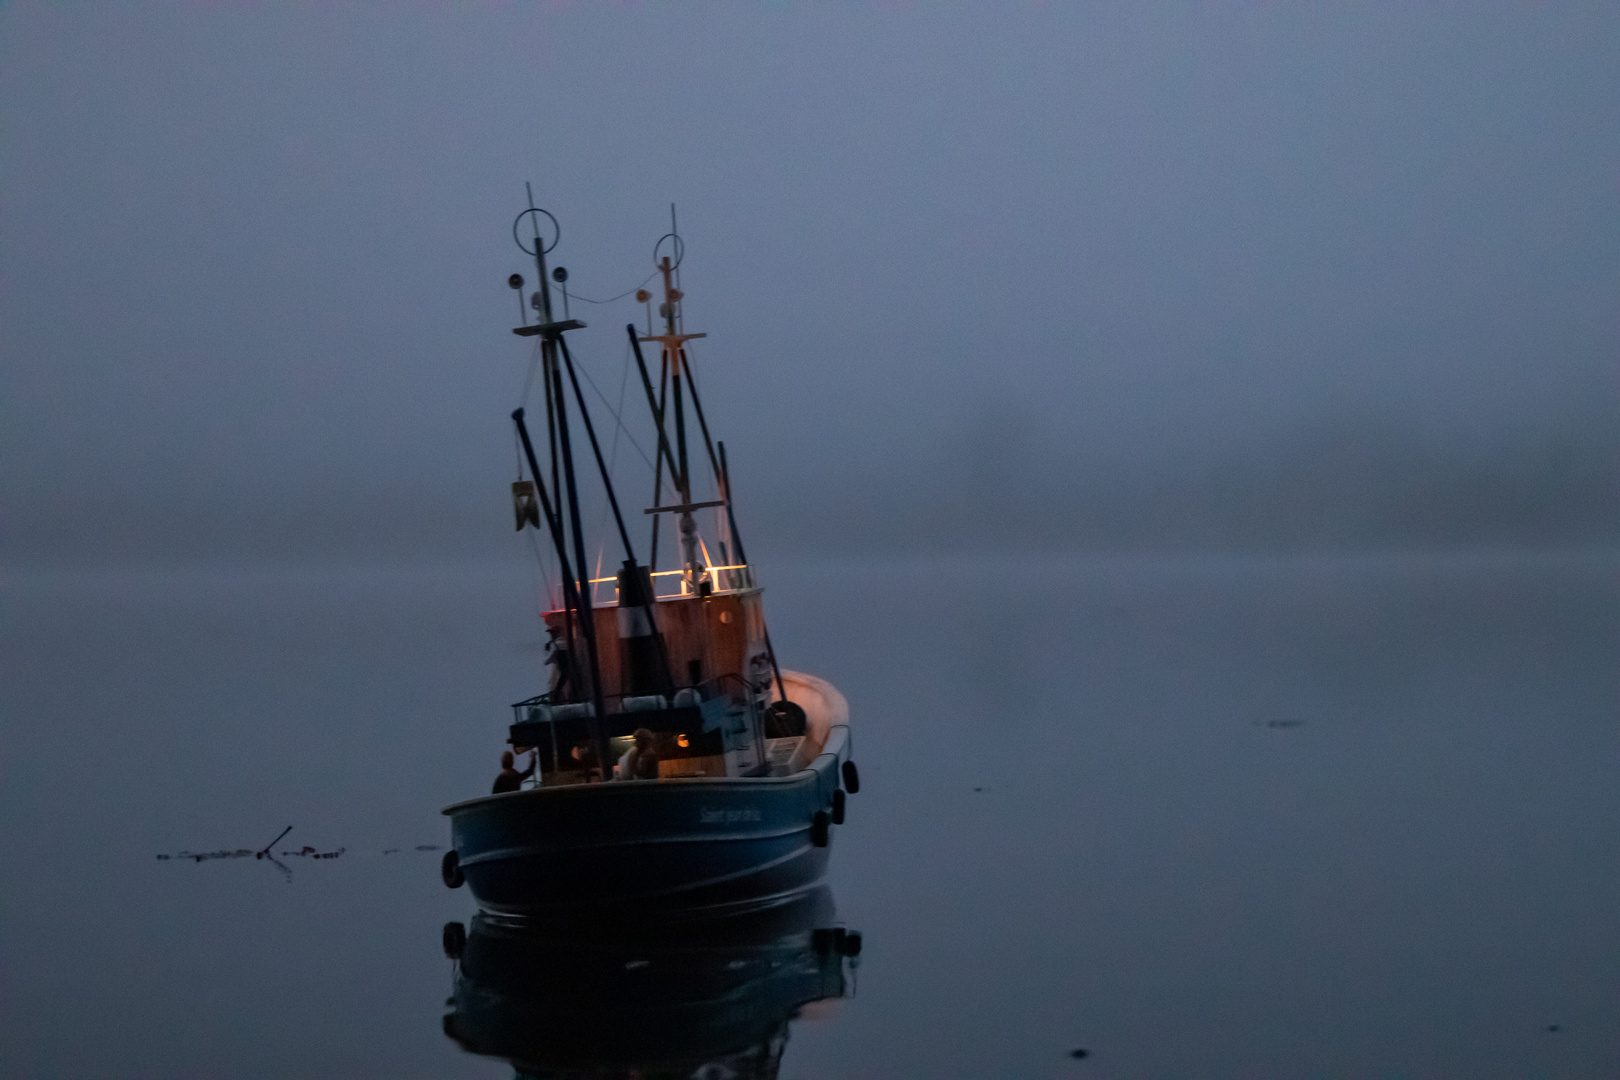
[{"x1": 441, "y1": 198, "x2": 858, "y2": 921}]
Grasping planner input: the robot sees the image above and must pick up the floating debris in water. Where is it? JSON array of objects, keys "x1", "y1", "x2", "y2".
[
  {"x1": 1253, "y1": 718, "x2": 1305, "y2": 729},
  {"x1": 972, "y1": 786, "x2": 986, "y2": 793},
  {"x1": 158, "y1": 830, "x2": 440, "y2": 863},
  {"x1": 1547, "y1": 1024, "x2": 1561, "y2": 1032},
  {"x1": 281, "y1": 846, "x2": 345, "y2": 860},
  {"x1": 160, "y1": 849, "x2": 254, "y2": 863},
  {"x1": 257, "y1": 825, "x2": 292, "y2": 858},
  {"x1": 1069, "y1": 1047, "x2": 1089, "y2": 1059}
]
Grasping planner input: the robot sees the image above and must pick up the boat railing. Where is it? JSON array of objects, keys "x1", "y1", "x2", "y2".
[
  {"x1": 585, "y1": 564, "x2": 756, "y2": 605},
  {"x1": 697, "y1": 672, "x2": 764, "y2": 707},
  {"x1": 509, "y1": 675, "x2": 764, "y2": 723},
  {"x1": 509, "y1": 674, "x2": 776, "y2": 782}
]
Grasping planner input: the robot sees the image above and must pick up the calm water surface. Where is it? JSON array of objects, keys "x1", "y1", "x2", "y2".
[{"x1": 3, "y1": 551, "x2": 1616, "y2": 1078}]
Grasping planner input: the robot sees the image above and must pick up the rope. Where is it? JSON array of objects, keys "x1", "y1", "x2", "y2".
[
  {"x1": 563, "y1": 270, "x2": 660, "y2": 306},
  {"x1": 517, "y1": 418, "x2": 558, "y2": 612},
  {"x1": 511, "y1": 329, "x2": 649, "y2": 612},
  {"x1": 574, "y1": 348, "x2": 655, "y2": 472},
  {"x1": 587, "y1": 339, "x2": 640, "y2": 580},
  {"x1": 607, "y1": 337, "x2": 632, "y2": 475},
  {"x1": 527, "y1": 524, "x2": 556, "y2": 613},
  {"x1": 520, "y1": 344, "x2": 541, "y2": 407}
]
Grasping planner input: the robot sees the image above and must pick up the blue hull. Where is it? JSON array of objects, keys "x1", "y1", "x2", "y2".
[{"x1": 443, "y1": 728, "x2": 847, "y2": 920}]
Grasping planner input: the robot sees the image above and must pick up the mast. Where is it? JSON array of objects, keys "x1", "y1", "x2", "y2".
[
  {"x1": 510, "y1": 192, "x2": 609, "y2": 775},
  {"x1": 630, "y1": 222, "x2": 793, "y2": 712},
  {"x1": 639, "y1": 225, "x2": 712, "y2": 596}
]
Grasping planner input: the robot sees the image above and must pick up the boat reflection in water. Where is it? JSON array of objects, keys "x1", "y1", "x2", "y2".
[{"x1": 442, "y1": 887, "x2": 861, "y2": 1078}]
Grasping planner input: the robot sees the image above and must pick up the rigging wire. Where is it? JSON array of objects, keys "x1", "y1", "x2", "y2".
[
  {"x1": 675, "y1": 341, "x2": 723, "y2": 495},
  {"x1": 518, "y1": 344, "x2": 553, "y2": 614},
  {"x1": 573, "y1": 348, "x2": 655, "y2": 473},
  {"x1": 561, "y1": 270, "x2": 660, "y2": 307},
  {"x1": 588, "y1": 339, "x2": 632, "y2": 564},
  {"x1": 607, "y1": 337, "x2": 633, "y2": 475},
  {"x1": 508, "y1": 273, "x2": 665, "y2": 615},
  {"x1": 520, "y1": 344, "x2": 541, "y2": 407},
  {"x1": 517, "y1": 426, "x2": 558, "y2": 613},
  {"x1": 516, "y1": 334, "x2": 646, "y2": 617},
  {"x1": 526, "y1": 526, "x2": 557, "y2": 615}
]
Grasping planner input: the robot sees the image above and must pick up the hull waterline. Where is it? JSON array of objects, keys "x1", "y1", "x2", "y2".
[{"x1": 444, "y1": 718, "x2": 849, "y2": 920}]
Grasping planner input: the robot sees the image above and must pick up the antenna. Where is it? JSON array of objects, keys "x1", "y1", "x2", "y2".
[
  {"x1": 513, "y1": 182, "x2": 559, "y2": 324},
  {"x1": 671, "y1": 203, "x2": 681, "y2": 333}
]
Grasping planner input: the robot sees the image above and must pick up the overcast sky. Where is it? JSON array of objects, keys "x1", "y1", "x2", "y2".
[{"x1": 3, "y1": 3, "x2": 1616, "y2": 562}]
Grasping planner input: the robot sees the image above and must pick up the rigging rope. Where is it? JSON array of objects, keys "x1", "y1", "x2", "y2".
[
  {"x1": 588, "y1": 337, "x2": 639, "y2": 591},
  {"x1": 517, "y1": 421, "x2": 558, "y2": 612},
  {"x1": 520, "y1": 344, "x2": 541, "y2": 408},
  {"x1": 574, "y1": 348, "x2": 655, "y2": 473},
  {"x1": 607, "y1": 337, "x2": 633, "y2": 475},
  {"x1": 511, "y1": 328, "x2": 653, "y2": 615},
  {"x1": 562, "y1": 270, "x2": 660, "y2": 306},
  {"x1": 526, "y1": 527, "x2": 557, "y2": 614}
]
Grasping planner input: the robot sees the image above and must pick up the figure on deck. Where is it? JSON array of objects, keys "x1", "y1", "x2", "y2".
[
  {"x1": 545, "y1": 624, "x2": 573, "y2": 700},
  {"x1": 615, "y1": 728, "x2": 660, "y2": 781},
  {"x1": 569, "y1": 742, "x2": 601, "y2": 782},
  {"x1": 492, "y1": 749, "x2": 535, "y2": 794}
]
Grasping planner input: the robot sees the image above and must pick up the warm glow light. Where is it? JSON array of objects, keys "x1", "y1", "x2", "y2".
[{"x1": 677, "y1": 733, "x2": 690, "y2": 748}]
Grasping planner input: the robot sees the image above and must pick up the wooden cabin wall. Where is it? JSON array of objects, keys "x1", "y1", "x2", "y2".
[{"x1": 543, "y1": 590, "x2": 770, "y2": 706}]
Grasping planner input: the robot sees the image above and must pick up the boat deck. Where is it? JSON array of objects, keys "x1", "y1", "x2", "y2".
[{"x1": 509, "y1": 670, "x2": 846, "y2": 788}]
